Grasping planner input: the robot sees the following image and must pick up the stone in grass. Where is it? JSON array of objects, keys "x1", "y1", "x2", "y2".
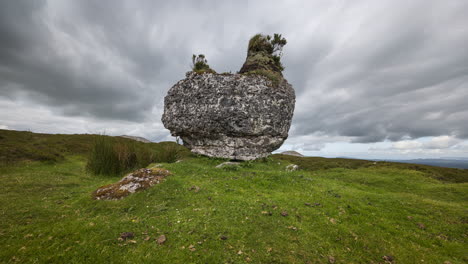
[
  {"x1": 285, "y1": 164, "x2": 299, "y2": 171},
  {"x1": 156, "y1": 235, "x2": 166, "y2": 245},
  {"x1": 215, "y1": 161, "x2": 242, "y2": 168},
  {"x1": 383, "y1": 255, "x2": 395, "y2": 263},
  {"x1": 92, "y1": 168, "x2": 171, "y2": 200},
  {"x1": 119, "y1": 232, "x2": 134, "y2": 241}
]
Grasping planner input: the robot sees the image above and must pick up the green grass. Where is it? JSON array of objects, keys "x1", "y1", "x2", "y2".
[
  {"x1": 0, "y1": 130, "x2": 467, "y2": 263},
  {"x1": 86, "y1": 136, "x2": 182, "y2": 176}
]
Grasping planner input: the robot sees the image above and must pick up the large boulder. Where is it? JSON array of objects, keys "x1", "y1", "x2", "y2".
[{"x1": 162, "y1": 72, "x2": 295, "y2": 160}]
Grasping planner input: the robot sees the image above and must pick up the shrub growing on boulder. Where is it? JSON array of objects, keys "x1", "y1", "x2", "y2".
[
  {"x1": 240, "y1": 33, "x2": 287, "y2": 74},
  {"x1": 191, "y1": 54, "x2": 216, "y2": 74}
]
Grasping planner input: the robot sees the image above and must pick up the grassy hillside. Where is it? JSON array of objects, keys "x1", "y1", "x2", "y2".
[
  {"x1": 0, "y1": 129, "x2": 189, "y2": 165},
  {"x1": 0, "y1": 130, "x2": 467, "y2": 263}
]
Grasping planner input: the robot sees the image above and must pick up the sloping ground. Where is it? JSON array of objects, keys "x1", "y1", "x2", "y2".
[
  {"x1": 274, "y1": 154, "x2": 468, "y2": 183},
  {"x1": 0, "y1": 129, "x2": 188, "y2": 164},
  {"x1": 0, "y1": 131, "x2": 466, "y2": 263}
]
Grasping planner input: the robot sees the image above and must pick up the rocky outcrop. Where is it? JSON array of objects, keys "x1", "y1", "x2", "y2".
[
  {"x1": 92, "y1": 168, "x2": 170, "y2": 200},
  {"x1": 162, "y1": 72, "x2": 295, "y2": 160}
]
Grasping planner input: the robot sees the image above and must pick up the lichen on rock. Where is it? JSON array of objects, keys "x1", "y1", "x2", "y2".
[{"x1": 92, "y1": 168, "x2": 170, "y2": 200}]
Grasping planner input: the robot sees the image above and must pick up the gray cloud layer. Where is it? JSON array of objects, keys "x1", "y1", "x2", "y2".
[{"x1": 1, "y1": 0, "x2": 467, "y2": 147}]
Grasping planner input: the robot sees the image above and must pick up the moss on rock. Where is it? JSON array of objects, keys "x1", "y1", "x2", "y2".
[
  {"x1": 239, "y1": 33, "x2": 287, "y2": 86},
  {"x1": 92, "y1": 168, "x2": 171, "y2": 200}
]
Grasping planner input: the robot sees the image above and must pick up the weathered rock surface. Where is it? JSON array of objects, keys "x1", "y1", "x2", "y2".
[
  {"x1": 92, "y1": 168, "x2": 170, "y2": 200},
  {"x1": 162, "y1": 72, "x2": 295, "y2": 160}
]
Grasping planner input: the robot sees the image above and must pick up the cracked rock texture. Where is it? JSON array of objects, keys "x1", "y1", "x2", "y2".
[{"x1": 162, "y1": 72, "x2": 295, "y2": 160}]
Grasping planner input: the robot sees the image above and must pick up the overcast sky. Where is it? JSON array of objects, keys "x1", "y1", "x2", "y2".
[{"x1": 1, "y1": 0, "x2": 468, "y2": 159}]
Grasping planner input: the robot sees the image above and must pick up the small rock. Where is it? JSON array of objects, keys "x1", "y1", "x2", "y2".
[
  {"x1": 280, "y1": 211, "x2": 288, "y2": 217},
  {"x1": 188, "y1": 186, "x2": 201, "y2": 192},
  {"x1": 119, "y1": 232, "x2": 134, "y2": 240},
  {"x1": 417, "y1": 223, "x2": 426, "y2": 229},
  {"x1": 237, "y1": 250, "x2": 243, "y2": 255},
  {"x1": 285, "y1": 164, "x2": 299, "y2": 172},
  {"x1": 328, "y1": 256, "x2": 335, "y2": 263},
  {"x1": 383, "y1": 255, "x2": 395, "y2": 263},
  {"x1": 261, "y1": 211, "x2": 272, "y2": 216},
  {"x1": 216, "y1": 162, "x2": 241, "y2": 168},
  {"x1": 287, "y1": 226, "x2": 297, "y2": 231},
  {"x1": 156, "y1": 235, "x2": 166, "y2": 245},
  {"x1": 188, "y1": 245, "x2": 196, "y2": 251}
]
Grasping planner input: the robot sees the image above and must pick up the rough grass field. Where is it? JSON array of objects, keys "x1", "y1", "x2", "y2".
[{"x1": 0, "y1": 130, "x2": 467, "y2": 263}]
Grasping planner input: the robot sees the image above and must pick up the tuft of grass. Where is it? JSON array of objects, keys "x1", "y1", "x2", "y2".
[
  {"x1": 154, "y1": 142, "x2": 182, "y2": 163},
  {"x1": 86, "y1": 137, "x2": 189, "y2": 177},
  {"x1": 86, "y1": 136, "x2": 142, "y2": 176},
  {"x1": 191, "y1": 54, "x2": 216, "y2": 74}
]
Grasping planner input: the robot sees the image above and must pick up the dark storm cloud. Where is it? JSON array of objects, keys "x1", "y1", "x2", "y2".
[{"x1": 1, "y1": 0, "x2": 468, "y2": 145}]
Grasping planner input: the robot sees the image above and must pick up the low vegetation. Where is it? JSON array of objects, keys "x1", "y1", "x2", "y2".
[
  {"x1": 188, "y1": 33, "x2": 287, "y2": 86},
  {"x1": 239, "y1": 33, "x2": 287, "y2": 86},
  {"x1": 86, "y1": 136, "x2": 155, "y2": 176},
  {"x1": 0, "y1": 130, "x2": 467, "y2": 263},
  {"x1": 191, "y1": 54, "x2": 216, "y2": 74},
  {"x1": 0, "y1": 129, "x2": 189, "y2": 169},
  {"x1": 245, "y1": 33, "x2": 287, "y2": 72}
]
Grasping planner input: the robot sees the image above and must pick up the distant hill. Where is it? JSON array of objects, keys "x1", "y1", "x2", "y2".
[
  {"x1": 337, "y1": 156, "x2": 468, "y2": 170},
  {"x1": 388, "y1": 159, "x2": 468, "y2": 169},
  {"x1": 280, "y1": 150, "x2": 304, "y2": 157},
  {"x1": 119, "y1": 135, "x2": 152, "y2": 143}
]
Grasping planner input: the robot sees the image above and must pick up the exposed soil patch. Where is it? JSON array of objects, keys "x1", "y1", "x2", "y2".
[{"x1": 92, "y1": 168, "x2": 171, "y2": 200}]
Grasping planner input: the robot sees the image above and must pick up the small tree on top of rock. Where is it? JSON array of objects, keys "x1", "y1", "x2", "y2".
[
  {"x1": 239, "y1": 33, "x2": 287, "y2": 86},
  {"x1": 191, "y1": 54, "x2": 216, "y2": 74},
  {"x1": 246, "y1": 34, "x2": 287, "y2": 71}
]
